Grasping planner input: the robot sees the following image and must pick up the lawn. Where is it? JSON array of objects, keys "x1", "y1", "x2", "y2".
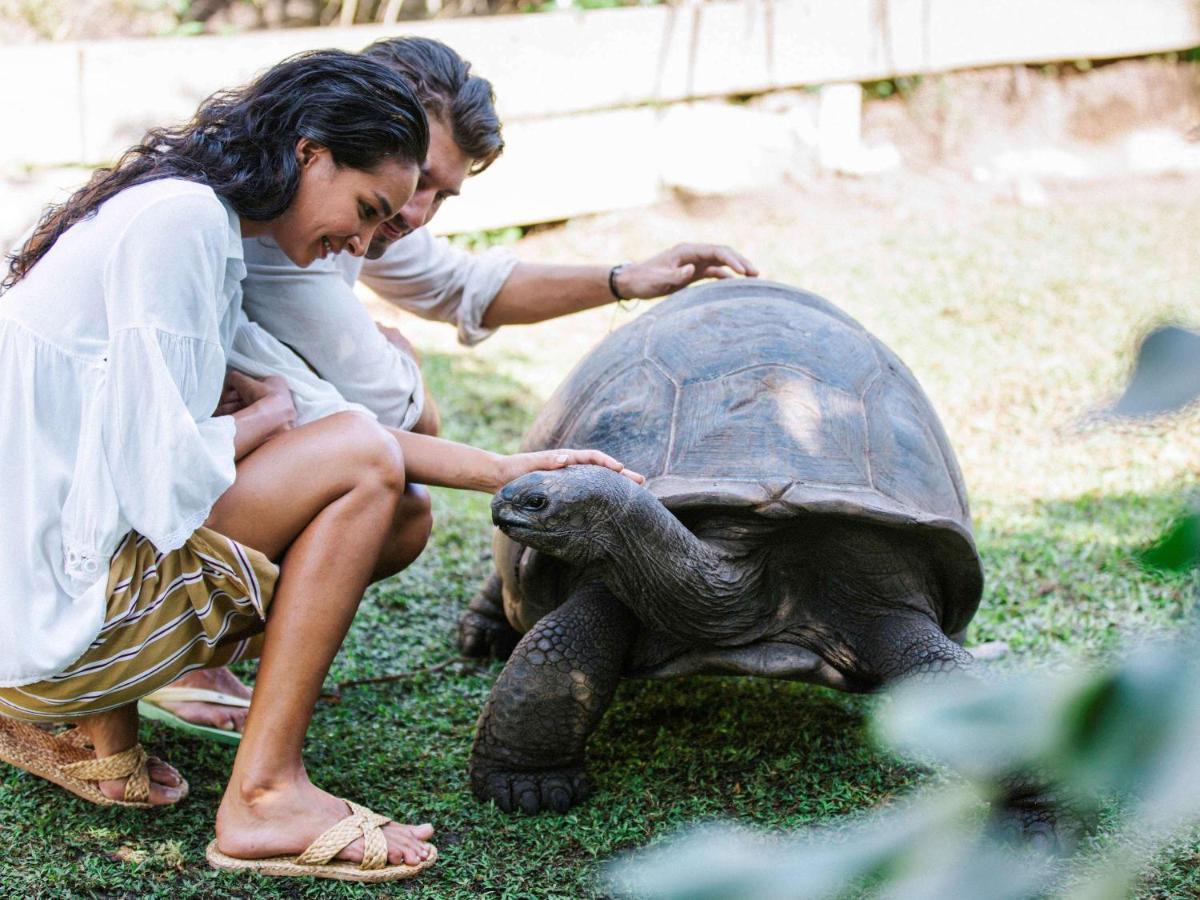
[{"x1": 0, "y1": 173, "x2": 1197, "y2": 898}]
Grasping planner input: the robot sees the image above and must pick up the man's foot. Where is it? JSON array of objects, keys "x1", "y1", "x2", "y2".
[
  {"x1": 216, "y1": 775, "x2": 434, "y2": 867},
  {"x1": 76, "y1": 707, "x2": 187, "y2": 806},
  {"x1": 154, "y1": 668, "x2": 253, "y2": 734}
]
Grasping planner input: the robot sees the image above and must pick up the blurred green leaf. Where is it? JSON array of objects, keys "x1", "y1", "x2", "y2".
[
  {"x1": 875, "y1": 673, "x2": 1070, "y2": 784},
  {"x1": 877, "y1": 642, "x2": 1196, "y2": 808},
  {"x1": 604, "y1": 791, "x2": 1051, "y2": 900},
  {"x1": 1138, "y1": 512, "x2": 1200, "y2": 573}
]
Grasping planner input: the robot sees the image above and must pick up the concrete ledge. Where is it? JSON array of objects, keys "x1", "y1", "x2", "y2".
[
  {"x1": 7, "y1": 0, "x2": 1200, "y2": 167},
  {"x1": 2, "y1": 0, "x2": 1197, "y2": 233}
]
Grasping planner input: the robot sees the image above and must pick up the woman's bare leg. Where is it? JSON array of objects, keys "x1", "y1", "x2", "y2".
[
  {"x1": 200, "y1": 412, "x2": 433, "y2": 866},
  {"x1": 156, "y1": 435, "x2": 435, "y2": 735},
  {"x1": 71, "y1": 704, "x2": 186, "y2": 805},
  {"x1": 410, "y1": 388, "x2": 441, "y2": 436},
  {"x1": 373, "y1": 483, "x2": 433, "y2": 582}
]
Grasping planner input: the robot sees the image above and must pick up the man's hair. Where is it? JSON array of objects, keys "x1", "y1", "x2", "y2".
[{"x1": 362, "y1": 36, "x2": 503, "y2": 175}]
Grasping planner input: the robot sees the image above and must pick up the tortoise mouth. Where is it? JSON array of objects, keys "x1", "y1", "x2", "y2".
[{"x1": 492, "y1": 507, "x2": 546, "y2": 541}]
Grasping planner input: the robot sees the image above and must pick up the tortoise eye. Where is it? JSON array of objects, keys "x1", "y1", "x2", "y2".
[{"x1": 523, "y1": 495, "x2": 548, "y2": 511}]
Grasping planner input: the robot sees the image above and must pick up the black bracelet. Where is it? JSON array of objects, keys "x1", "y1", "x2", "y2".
[{"x1": 608, "y1": 263, "x2": 630, "y2": 301}]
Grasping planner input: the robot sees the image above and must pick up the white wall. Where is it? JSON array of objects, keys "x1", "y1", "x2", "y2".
[{"x1": 2, "y1": 0, "x2": 1197, "y2": 232}]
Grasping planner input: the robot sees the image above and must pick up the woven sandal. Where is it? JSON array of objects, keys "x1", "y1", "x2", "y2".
[
  {"x1": 205, "y1": 799, "x2": 438, "y2": 883},
  {"x1": 138, "y1": 686, "x2": 250, "y2": 746},
  {"x1": 0, "y1": 716, "x2": 187, "y2": 808}
]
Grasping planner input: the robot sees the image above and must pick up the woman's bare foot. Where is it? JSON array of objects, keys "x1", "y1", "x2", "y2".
[
  {"x1": 216, "y1": 773, "x2": 434, "y2": 867},
  {"x1": 76, "y1": 705, "x2": 187, "y2": 805},
  {"x1": 155, "y1": 667, "x2": 253, "y2": 733}
]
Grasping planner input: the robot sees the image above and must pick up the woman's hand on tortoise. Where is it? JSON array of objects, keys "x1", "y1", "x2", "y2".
[
  {"x1": 495, "y1": 449, "x2": 644, "y2": 491},
  {"x1": 615, "y1": 243, "x2": 759, "y2": 300}
]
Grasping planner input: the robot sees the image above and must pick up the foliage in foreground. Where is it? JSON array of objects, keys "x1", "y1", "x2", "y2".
[{"x1": 607, "y1": 326, "x2": 1200, "y2": 900}]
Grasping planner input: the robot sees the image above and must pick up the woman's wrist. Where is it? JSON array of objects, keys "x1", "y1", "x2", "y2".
[
  {"x1": 230, "y1": 392, "x2": 294, "y2": 459},
  {"x1": 259, "y1": 391, "x2": 295, "y2": 436},
  {"x1": 480, "y1": 452, "x2": 509, "y2": 494}
]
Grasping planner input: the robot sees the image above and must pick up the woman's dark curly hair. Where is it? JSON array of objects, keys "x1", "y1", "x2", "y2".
[{"x1": 3, "y1": 49, "x2": 429, "y2": 292}]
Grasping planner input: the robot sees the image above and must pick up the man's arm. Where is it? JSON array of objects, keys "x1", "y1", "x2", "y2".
[{"x1": 480, "y1": 243, "x2": 759, "y2": 328}]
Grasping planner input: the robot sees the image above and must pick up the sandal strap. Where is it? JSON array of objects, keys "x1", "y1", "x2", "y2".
[
  {"x1": 57, "y1": 727, "x2": 93, "y2": 750},
  {"x1": 142, "y1": 687, "x2": 251, "y2": 709},
  {"x1": 296, "y1": 800, "x2": 393, "y2": 870},
  {"x1": 60, "y1": 744, "x2": 151, "y2": 803}
]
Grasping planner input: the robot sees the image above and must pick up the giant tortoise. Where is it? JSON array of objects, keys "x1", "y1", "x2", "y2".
[{"x1": 460, "y1": 280, "x2": 984, "y2": 814}]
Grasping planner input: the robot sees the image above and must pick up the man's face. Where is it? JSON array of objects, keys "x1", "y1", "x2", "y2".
[{"x1": 366, "y1": 117, "x2": 473, "y2": 259}]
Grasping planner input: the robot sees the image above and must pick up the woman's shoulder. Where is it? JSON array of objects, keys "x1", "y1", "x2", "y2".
[{"x1": 104, "y1": 179, "x2": 230, "y2": 236}]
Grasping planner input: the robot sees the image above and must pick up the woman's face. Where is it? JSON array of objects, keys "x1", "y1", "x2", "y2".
[{"x1": 270, "y1": 139, "x2": 419, "y2": 268}]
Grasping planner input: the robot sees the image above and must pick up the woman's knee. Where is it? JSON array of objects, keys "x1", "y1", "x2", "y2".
[{"x1": 327, "y1": 412, "x2": 406, "y2": 496}]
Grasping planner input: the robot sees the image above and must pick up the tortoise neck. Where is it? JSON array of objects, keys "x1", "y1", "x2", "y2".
[{"x1": 597, "y1": 493, "x2": 768, "y2": 645}]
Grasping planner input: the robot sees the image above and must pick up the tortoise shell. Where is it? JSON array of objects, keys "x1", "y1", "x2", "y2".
[{"x1": 516, "y1": 280, "x2": 983, "y2": 636}]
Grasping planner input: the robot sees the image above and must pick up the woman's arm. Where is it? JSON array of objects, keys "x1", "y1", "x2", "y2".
[
  {"x1": 217, "y1": 370, "x2": 297, "y2": 460},
  {"x1": 385, "y1": 427, "x2": 643, "y2": 493},
  {"x1": 219, "y1": 369, "x2": 638, "y2": 490}
]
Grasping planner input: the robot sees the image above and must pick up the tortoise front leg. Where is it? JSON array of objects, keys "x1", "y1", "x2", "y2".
[{"x1": 470, "y1": 578, "x2": 637, "y2": 814}]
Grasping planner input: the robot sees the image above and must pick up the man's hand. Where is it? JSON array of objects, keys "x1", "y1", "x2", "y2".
[
  {"x1": 492, "y1": 448, "x2": 645, "y2": 493},
  {"x1": 615, "y1": 243, "x2": 759, "y2": 300}
]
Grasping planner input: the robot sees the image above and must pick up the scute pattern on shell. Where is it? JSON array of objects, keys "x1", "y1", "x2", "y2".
[{"x1": 519, "y1": 280, "x2": 983, "y2": 634}]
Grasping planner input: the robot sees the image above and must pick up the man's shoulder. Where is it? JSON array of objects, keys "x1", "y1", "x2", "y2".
[
  {"x1": 243, "y1": 236, "x2": 361, "y2": 287},
  {"x1": 361, "y1": 227, "x2": 438, "y2": 277}
]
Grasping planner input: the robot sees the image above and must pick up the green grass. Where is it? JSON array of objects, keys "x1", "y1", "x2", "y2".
[{"x1": 1, "y1": 175, "x2": 1198, "y2": 897}]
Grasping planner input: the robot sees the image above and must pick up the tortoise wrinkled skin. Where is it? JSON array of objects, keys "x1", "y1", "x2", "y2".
[{"x1": 463, "y1": 281, "x2": 985, "y2": 816}]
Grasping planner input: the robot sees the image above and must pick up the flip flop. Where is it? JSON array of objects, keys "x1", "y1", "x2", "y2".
[
  {"x1": 138, "y1": 686, "x2": 250, "y2": 745},
  {"x1": 206, "y1": 798, "x2": 438, "y2": 883},
  {"x1": 0, "y1": 716, "x2": 187, "y2": 808}
]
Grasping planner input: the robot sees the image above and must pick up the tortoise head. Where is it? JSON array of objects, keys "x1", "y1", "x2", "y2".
[{"x1": 491, "y1": 465, "x2": 646, "y2": 565}]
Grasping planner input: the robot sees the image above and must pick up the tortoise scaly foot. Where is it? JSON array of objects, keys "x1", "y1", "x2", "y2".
[
  {"x1": 457, "y1": 573, "x2": 519, "y2": 660},
  {"x1": 472, "y1": 764, "x2": 590, "y2": 814}
]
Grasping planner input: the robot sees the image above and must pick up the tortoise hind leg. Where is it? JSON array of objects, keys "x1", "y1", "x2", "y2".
[
  {"x1": 863, "y1": 611, "x2": 975, "y2": 684},
  {"x1": 858, "y1": 612, "x2": 1067, "y2": 850},
  {"x1": 470, "y1": 578, "x2": 637, "y2": 814},
  {"x1": 458, "y1": 572, "x2": 521, "y2": 660}
]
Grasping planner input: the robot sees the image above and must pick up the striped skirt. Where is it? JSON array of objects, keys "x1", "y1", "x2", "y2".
[{"x1": 0, "y1": 528, "x2": 278, "y2": 722}]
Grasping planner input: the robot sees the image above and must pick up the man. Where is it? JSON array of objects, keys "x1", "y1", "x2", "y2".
[
  {"x1": 149, "y1": 36, "x2": 758, "y2": 735},
  {"x1": 240, "y1": 36, "x2": 757, "y2": 436}
]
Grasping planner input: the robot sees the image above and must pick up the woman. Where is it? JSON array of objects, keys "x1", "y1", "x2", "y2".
[{"x1": 0, "y1": 50, "x2": 640, "y2": 883}]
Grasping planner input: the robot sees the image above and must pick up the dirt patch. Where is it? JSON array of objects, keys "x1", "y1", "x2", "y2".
[{"x1": 861, "y1": 57, "x2": 1200, "y2": 177}]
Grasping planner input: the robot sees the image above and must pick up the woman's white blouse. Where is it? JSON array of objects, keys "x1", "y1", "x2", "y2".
[{"x1": 0, "y1": 178, "x2": 371, "y2": 687}]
